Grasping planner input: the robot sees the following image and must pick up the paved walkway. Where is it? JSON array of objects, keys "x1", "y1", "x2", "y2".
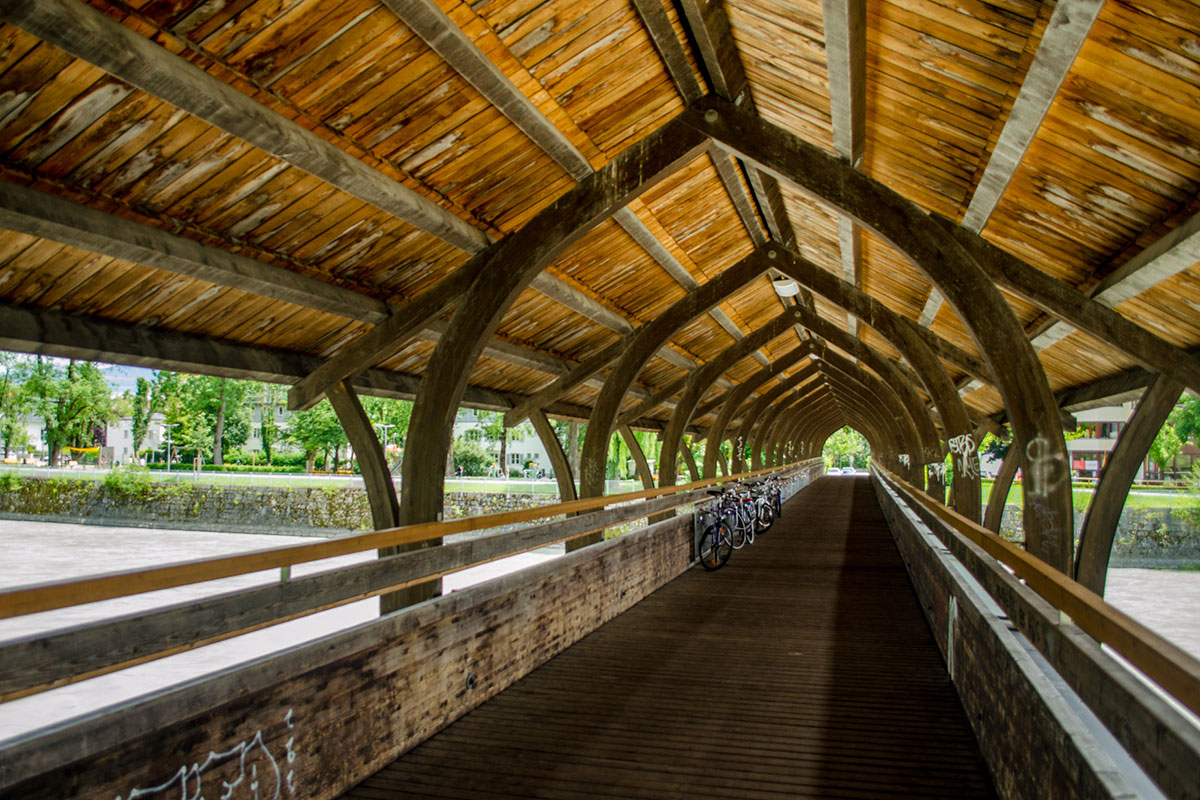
[{"x1": 343, "y1": 477, "x2": 995, "y2": 799}]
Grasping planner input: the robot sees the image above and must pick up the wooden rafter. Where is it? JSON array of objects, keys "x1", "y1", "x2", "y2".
[
  {"x1": 1032, "y1": 209, "x2": 1200, "y2": 350},
  {"x1": 393, "y1": 0, "x2": 768, "y2": 371},
  {"x1": 920, "y1": 0, "x2": 1105, "y2": 327},
  {"x1": 935, "y1": 216, "x2": 1200, "y2": 396},
  {"x1": 0, "y1": 0, "x2": 488, "y2": 252}
]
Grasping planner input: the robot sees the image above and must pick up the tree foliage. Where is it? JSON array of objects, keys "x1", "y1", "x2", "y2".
[
  {"x1": 23, "y1": 359, "x2": 119, "y2": 465},
  {"x1": 1169, "y1": 392, "x2": 1200, "y2": 444},
  {"x1": 822, "y1": 426, "x2": 870, "y2": 469},
  {"x1": 285, "y1": 400, "x2": 347, "y2": 472},
  {"x1": 0, "y1": 352, "x2": 30, "y2": 457}
]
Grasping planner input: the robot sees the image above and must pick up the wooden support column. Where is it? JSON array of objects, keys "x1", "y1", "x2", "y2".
[
  {"x1": 985, "y1": 435, "x2": 1021, "y2": 533},
  {"x1": 568, "y1": 422, "x2": 581, "y2": 482},
  {"x1": 716, "y1": 447, "x2": 730, "y2": 477},
  {"x1": 619, "y1": 425, "x2": 656, "y2": 491},
  {"x1": 327, "y1": 381, "x2": 437, "y2": 613},
  {"x1": 327, "y1": 381, "x2": 399, "y2": 531},
  {"x1": 748, "y1": 379, "x2": 822, "y2": 469},
  {"x1": 657, "y1": 315, "x2": 808, "y2": 490},
  {"x1": 699, "y1": 346, "x2": 816, "y2": 478},
  {"x1": 531, "y1": 409, "x2": 577, "y2": 502},
  {"x1": 1075, "y1": 376, "x2": 1182, "y2": 595}
]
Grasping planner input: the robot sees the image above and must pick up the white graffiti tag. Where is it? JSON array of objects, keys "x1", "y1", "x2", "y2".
[
  {"x1": 1025, "y1": 435, "x2": 1065, "y2": 496},
  {"x1": 927, "y1": 462, "x2": 947, "y2": 482},
  {"x1": 948, "y1": 434, "x2": 979, "y2": 479},
  {"x1": 898, "y1": 454, "x2": 911, "y2": 468},
  {"x1": 117, "y1": 710, "x2": 297, "y2": 800}
]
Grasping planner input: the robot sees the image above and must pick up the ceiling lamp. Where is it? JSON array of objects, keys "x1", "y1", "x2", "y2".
[{"x1": 772, "y1": 277, "x2": 800, "y2": 297}]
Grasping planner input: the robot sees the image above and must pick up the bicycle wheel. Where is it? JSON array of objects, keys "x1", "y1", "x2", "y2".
[
  {"x1": 756, "y1": 501, "x2": 775, "y2": 533},
  {"x1": 698, "y1": 522, "x2": 733, "y2": 570},
  {"x1": 725, "y1": 509, "x2": 747, "y2": 549}
]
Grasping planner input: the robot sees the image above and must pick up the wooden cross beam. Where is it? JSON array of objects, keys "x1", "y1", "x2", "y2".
[
  {"x1": 394, "y1": 0, "x2": 770, "y2": 371},
  {"x1": 919, "y1": 0, "x2": 1105, "y2": 326},
  {"x1": 1031, "y1": 209, "x2": 1200, "y2": 350},
  {"x1": 934, "y1": 215, "x2": 1200, "y2": 397}
]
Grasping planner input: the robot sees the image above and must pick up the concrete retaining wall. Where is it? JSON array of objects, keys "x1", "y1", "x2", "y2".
[{"x1": 998, "y1": 505, "x2": 1200, "y2": 567}]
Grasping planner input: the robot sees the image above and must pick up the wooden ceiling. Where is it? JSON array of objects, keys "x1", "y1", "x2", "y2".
[{"x1": 0, "y1": 0, "x2": 1196, "y2": 435}]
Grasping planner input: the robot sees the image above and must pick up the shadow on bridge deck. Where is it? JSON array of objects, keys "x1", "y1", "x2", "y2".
[{"x1": 342, "y1": 476, "x2": 996, "y2": 799}]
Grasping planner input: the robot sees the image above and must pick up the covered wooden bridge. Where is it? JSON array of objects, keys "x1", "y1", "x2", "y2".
[{"x1": 0, "y1": 0, "x2": 1199, "y2": 797}]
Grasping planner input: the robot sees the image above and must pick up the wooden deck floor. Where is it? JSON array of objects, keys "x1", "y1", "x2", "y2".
[{"x1": 342, "y1": 476, "x2": 996, "y2": 799}]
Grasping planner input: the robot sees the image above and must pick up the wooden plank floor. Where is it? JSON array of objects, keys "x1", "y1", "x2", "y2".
[{"x1": 342, "y1": 476, "x2": 996, "y2": 799}]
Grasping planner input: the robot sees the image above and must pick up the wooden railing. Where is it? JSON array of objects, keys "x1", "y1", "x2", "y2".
[
  {"x1": 874, "y1": 466, "x2": 1200, "y2": 800},
  {"x1": 0, "y1": 460, "x2": 822, "y2": 703}
]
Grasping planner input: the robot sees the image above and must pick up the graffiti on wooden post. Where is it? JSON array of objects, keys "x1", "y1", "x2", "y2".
[{"x1": 947, "y1": 434, "x2": 979, "y2": 479}]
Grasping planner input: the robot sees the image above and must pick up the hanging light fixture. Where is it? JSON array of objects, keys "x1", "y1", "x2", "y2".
[{"x1": 772, "y1": 277, "x2": 800, "y2": 296}]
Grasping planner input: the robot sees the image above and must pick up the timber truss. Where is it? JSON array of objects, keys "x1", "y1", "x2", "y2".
[{"x1": 0, "y1": 0, "x2": 1198, "y2": 598}]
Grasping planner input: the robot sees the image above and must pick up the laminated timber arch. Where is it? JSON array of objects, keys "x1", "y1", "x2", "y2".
[
  {"x1": 576, "y1": 245, "x2": 773, "y2": 499},
  {"x1": 2, "y1": 0, "x2": 1197, "y2": 590},
  {"x1": 683, "y1": 98, "x2": 1074, "y2": 571}
]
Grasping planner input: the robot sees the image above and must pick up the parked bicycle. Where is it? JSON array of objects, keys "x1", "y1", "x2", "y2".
[{"x1": 696, "y1": 493, "x2": 734, "y2": 570}]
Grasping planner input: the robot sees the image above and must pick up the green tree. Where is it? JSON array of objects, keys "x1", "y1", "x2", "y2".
[
  {"x1": 478, "y1": 411, "x2": 533, "y2": 477},
  {"x1": 23, "y1": 359, "x2": 118, "y2": 466},
  {"x1": 286, "y1": 400, "x2": 347, "y2": 472},
  {"x1": 1169, "y1": 392, "x2": 1200, "y2": 444},
  {"x1": 131, "y1": 377, "x2": 152, "y2": 455},
  {"x1": 822, "y1": 426, "x2": 870, "y2": 470},
  {"x1": 1148, "y1": 421, "x2": 1183, "y2": 475},
  {"x1": 362, "y1": 396, "x2": 413, "y2": 470},
  {"x1": 451, "y1": 436, "x2": 491, "y2": 476},
  {"x1": 0, "y1": 353, "x2": 30, "y2": 458}
]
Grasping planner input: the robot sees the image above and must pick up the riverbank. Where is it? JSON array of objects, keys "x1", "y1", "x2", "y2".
[{"x1": 0, "y1": 475, "x2": 558, "y2": 536}]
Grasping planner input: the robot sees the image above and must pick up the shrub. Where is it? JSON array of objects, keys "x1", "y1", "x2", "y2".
[
  {"x1": 0, "y1": 472, "x2": 20, "y2": 492},
  {"x1": 103, "y1": 466, "x2": 153, "y2": 498}
]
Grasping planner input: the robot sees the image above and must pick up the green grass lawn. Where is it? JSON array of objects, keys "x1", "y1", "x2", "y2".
[{"x1": 981, "y1": 480, "x2": 1199, "y2": 512}]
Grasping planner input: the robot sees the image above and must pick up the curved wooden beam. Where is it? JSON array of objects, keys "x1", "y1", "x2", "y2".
[
  {"x1": 772, "y1": 247, "x2": 981, "y2": 516},
  {"x1": 697, "y1": 346, "x2": 818, "y2": 480},
  {"x1": 578, "y1": 247, "x2": 771, "y2": 498},
  {"x1": 689, "y1": 97, "x2": 1073, "y2": 571},
  {"x1": 984, "y1": 435, "x2": 1021, "y2": 533},
  {"x1": 530, "y1": 410, "x2": 577, "y2": 503},
  {"x1": 783, "y1": 309, "x2": 941, "y2": 477},
  {"x1": 399, "y1": 117, "x2": 709, "y2": 529},
  {"x1": 742, "y1": 371, "x2": 822, "y2": 469},
  {"x1": 1075, "y1": 376, "x2": 1182, "y2": 595},
  {"x1": 620, "y1": 425, "x2": 657, "y2": 491}
]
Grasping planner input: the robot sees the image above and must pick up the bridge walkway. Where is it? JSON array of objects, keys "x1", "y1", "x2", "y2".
[{"x1": 342, "y1": 476, "x2": 996, "y2": 799}]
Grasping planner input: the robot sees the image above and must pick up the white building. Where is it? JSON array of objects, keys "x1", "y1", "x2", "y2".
[
  {"x1": 12, "y1": 413, "x2": 165, "y2": 466},
  {"x1": 453, "y1": 409, "x2": 556, "y2": 477}
]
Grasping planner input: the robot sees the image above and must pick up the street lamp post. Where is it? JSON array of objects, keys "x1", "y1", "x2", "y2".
[{"x1": 374, "y1": 422, "x2": 395, "y2": 454}]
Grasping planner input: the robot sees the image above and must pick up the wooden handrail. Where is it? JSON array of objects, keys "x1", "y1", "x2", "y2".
[
  {"x1": 876, "y1": 466, "x2": 1200, "y2": 717},
  {"x1": 0, "y1": 460, "x2": 820, "y2": 620}
]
